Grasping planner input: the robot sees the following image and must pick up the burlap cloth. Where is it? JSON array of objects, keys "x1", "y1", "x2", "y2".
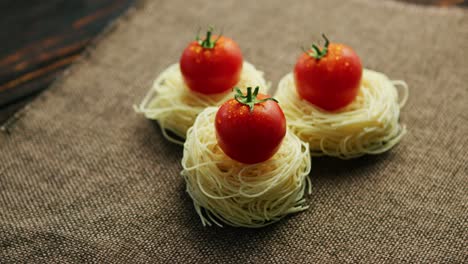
[{"x1": 1, "y1": 0, "x2": 467, "y2": 262}]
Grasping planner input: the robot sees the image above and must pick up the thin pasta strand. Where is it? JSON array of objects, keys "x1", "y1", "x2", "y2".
[
  {"x1": 181, "y1": 107, "x2": 311, "y2": 228},
  {"x1": 275, "y1": 69, "x2": 408, "y2": 159}
]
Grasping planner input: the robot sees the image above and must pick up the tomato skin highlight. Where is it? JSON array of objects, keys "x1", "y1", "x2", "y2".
[
  {"x1": 294, "y1": 43, "x2": 362, "y2": 111},
  {"x1": 215, "y1": 94, "x2": 286, "y2": 164},
  {"x1": 180, "y1": 35, "x2": 243, "y2": 94}
]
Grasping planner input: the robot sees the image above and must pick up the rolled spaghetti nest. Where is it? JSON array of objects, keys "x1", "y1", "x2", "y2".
[
  {"x1": 275, "y1": 69, "x2": 409, "y2": 159},
  {"x1": 181, "y1": 107, "x2": 311, "y2": 228},
  {"x1": 135, "y1": 62, "x2": 268, "y2": 145}
]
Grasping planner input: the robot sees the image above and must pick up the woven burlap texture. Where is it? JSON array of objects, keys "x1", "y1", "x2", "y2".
[{"x1": 1, "y1": 0, "x2": 467, "y2": 262}]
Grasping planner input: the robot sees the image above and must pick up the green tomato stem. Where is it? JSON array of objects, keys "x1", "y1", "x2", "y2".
[
  {"x1": 305, "y1": 34, "x2": 330, "y2": 60},
  {"x1": 196, "y1": 26, "x2": 221, "y2": 49},
  {"x1": 234, "y1": 87, "x2": 278, "y2": 112}
]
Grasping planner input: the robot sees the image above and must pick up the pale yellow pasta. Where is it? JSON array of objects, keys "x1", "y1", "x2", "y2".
[
  {"x1": 275, "y1": 69, "x2": 408, "y2": 159},
  {"x1": 181, "y1": 107, "x2": 311, "y2": 228},
  {"x1": 134, "y1": 62, "x2": 268, "y2": 145}
]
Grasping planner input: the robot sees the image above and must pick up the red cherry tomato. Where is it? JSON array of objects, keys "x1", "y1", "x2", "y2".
[
  {"x1": 180, "y1": 28, "x2": 243, "y2": 94},
  {"x1": 215, "y1": 87, "x2": 286, "y2": 164},
  {"x1": 294, "y1": 34, "x2": 363, "y2": 111}
]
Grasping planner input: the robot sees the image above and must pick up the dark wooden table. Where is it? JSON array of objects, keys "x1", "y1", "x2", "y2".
[
  {"x1": 0, "y1": 0, "x2": 466, "y2": 124},
  {"x1": 0, "y1": 0, "x2": 135, "y2": 124}
]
